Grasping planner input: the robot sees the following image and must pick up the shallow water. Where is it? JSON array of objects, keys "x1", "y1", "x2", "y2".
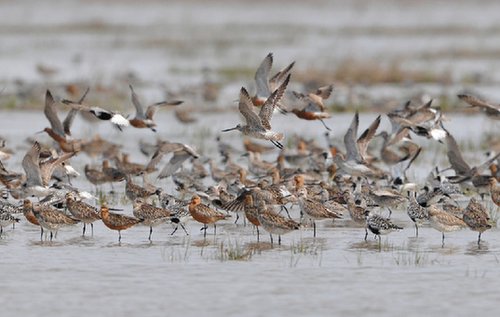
[{"x1": 1, "y1": 110, "x2": 499, "y2": 316}]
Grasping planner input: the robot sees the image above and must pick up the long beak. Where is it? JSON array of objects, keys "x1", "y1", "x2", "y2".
[
  {"x1": 36, "y1": 130, "x2": 45, "y2": 134},
  {"x1": 108, "y1": 207, "x2": 124, "y2": 211},
  {"x1": 221, "y1": 126, "x2": 238, "y2": 132}
]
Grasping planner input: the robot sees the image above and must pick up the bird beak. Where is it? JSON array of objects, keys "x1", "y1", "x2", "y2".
[
  {"x1": 221, "y1": 126, "x2": 238, "y2": 132},
  {"x1": 36, "y1": 130, "x2": 45, "y2": 134},
  {"x1": 108, "y1": 207, "x2": 123, "y2": 211}
]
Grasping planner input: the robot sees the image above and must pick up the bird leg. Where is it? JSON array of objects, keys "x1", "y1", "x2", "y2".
[
  {"x1": 180, "y1": 223, "x2": 189, "y2": 235},
  {"x1": 171, "y1": 226, "x2": 179, "y2": 235},
  {"x1": 387, "y1": 208, "x2": 393, "y2": 218},
  {"x1": 319, "y1": 119, "x2": 332, "y2": 131}
]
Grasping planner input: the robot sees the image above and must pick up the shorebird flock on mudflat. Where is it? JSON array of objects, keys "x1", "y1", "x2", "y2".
[{"x1": 1, "y1": 52, "x2": 499, "y2": 247}]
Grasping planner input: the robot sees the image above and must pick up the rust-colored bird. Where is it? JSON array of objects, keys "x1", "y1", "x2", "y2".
[
  {"x1": 188, "y1": 195, "x2": 229, "y2": 237},
  {"x1": 100, "y1": 205, "x2": 142, "y2": 242}
]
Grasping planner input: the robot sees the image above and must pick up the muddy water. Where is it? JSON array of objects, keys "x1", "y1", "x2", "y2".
[{"x1": 0, "y1": 111, "x2": 499, "y2": 316}]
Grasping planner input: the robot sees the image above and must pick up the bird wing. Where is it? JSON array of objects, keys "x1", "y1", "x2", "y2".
[
  {"x1": 254, "y1": 53, "x2": 273, "y2": 98},
  {"x1": 444, "y1": 129, "x2": 471, "y2": 176},
  {"x1": 62, "y1": 86, "x2": 86, "y2": 136},
  {"x1": 40, "y1": 151, "x2": 76, "y2": 186},
  {"x1": 258, "y1": 74, "x2": 290, "y2": 129},
  {"x1": 344, "y1": 112, "x2": 362, "y2": 162},
  {"x1": 22, "y1": 142, "x2": 43, "y2": 186},
  {"x1": 269, "y1": 61, "x2": 295, "y2": 91},
  {"x1": 357, "y1": 115, "x2": 381, "y2": 161},
  {"x1": 239, "y1": 88, "x2": 264, "y2": 129},
  {"x1": 157, "y1": 151, "x2": 191, "y2": 179},
  {"x1": 314, "y1": 85, "x2": 334, "y2": 100},
  {"x1": 44, "y1": 90, "x2": 65, "y2": 137},
  {"x1": 129, "y1": 85, "x2": 145, "y2": 119},
  {"x1": 63, "y1": 109, "x2": 78, "y2": 136},
  {"x1": 145, "y1": 100, "x2": 183, "y2": 120}
]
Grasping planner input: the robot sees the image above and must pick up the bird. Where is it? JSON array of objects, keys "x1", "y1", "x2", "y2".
[
  {"x1": 252, "y1": 52, "x2": 294, "y2": 113},
  {"x1": 290, "y1": 85, "x2": 334, "y2": 131},
  {"x1": 243, "y1": 194, "x2": 261, "y2": 241},
  {"x1": 0, "y1": 212, "x2": 20, "y2": 236},
  {"x1": 61, "y1": 89, "x2": 130, "y2": 130},
  {"x1": 32, "y1": 203, "x2": 80, "y2": 241},
  {"x1": 132, "y1": 198, "x2": 173, "y2": 241},
  {"x1": 462, "y1": 197, "x2": 492, "y2": 245},
  {"x1": 489, "y1": 177, "x2": 500, "y2": 207},
  {"x1": 146, "y1": 141, "x2": 200, "y2": 179},
  {"x1": 333, "y1": 112, "x2": 381, "y2": 178},
  {"x1": 458, "y1": 93, "x2": 500, "y2": 120},
  {"x1": 128, "y1": 85, "x2": 183, "y2": 132},
  {"x1": 256, "y1": 200, "x2": 300, "y2": 245},
  {"x1": 188, "y1": 195, "x2": 229, "y2": 237},
  {"x1": 365, "y1": 185, "x2": 407, "y2": 218},
  {"x1": 125, "y1": 175, "x2": 159, "y2": 201},
  {"x1": 297, "y1": 187, "x2": 342, "y2": 237},
  {"x1": 40, "y1": 90, "x2": 82, "y2": 152},
  {"x1": 65, "y1": 192, "x2": 101, "y2": 236},
  {"x1": 100, "y1": 205, "x2": 142, "y2": 242},
  {"x1": 221, "y1": 76, "x2": 290, "y2": 149},
  {"x1": 428, "y1": 205, "x2": 467, "y2": 246},
  {"x1": 365, "y1": 210, "x2": 403, "y2": 244},
  {"x1": 21, "y1": 142, "x2": 73, "y2": 198},
  {"x1": 444, "y1": 127, "x2": 500, "y2": 195},
  {"x1": 406, "y1": 191, "x2": 429, "y2": 237},
  {"x1": 387, "y1": 99, "x2": 446, "y2": 141}
]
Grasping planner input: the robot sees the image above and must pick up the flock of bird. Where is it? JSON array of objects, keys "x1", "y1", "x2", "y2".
[{"x1": 1, "y1": 52, "x2": 499, "y2": 248}]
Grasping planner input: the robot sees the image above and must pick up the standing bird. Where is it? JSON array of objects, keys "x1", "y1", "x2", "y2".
[
  {"x1": 22, "y1": 199, "x2": 41, "y2": 235},
  {"x1": 128, "y1": 85, "x2": 183, "y2": 132},
  {"x1": 489, "y1": 177, "x2": 500, "y2": 207},
  {"x1": 222, "y1": 75, "x2": 290, "y2": 149},
  {"x1": 65, "y1": 192, "x2": 101, "y2": 236},
  {"x1": 428, "y1": 205, "x2": 467, "y2": 246},
  {"x1": 0, "y1": 212, "x2": 20, "y2": 236},
  {"x1": 297, "y1": 187, "x2": 342, "y2": 237},
  {"x1": 256, "y1": 201, "x2": 300, "y2": 245},
  {"x1": 365, "y1": 210, "x2": 403, "y2": 244},
  {"x1": 132, "y1": 198, "x2": 173, "y2": 241},
  {"x1": 32, "y1": 204, "x2": 80, "y2": 241},
  {"x1": 188, "y1": 195, "x2": 229, "y2": 237},
  {"x1": 462, "y1": 197, "x2": 492, "y2": 245},
  {"x1": 406, "y1": 192, "x2": 429, "y2": 237},
  {"x1": 100, "y1": 205, "x2": 142, "y2": 242},
  {"x1": 290, "y1": 85, "x2": 334, "y2": 131},
  {"x1": 125, "y1": 175, "x2": 159, "y2": 201},
  {"x1": 243, "y1": 194, "x2": 261, "y2": 241}
]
